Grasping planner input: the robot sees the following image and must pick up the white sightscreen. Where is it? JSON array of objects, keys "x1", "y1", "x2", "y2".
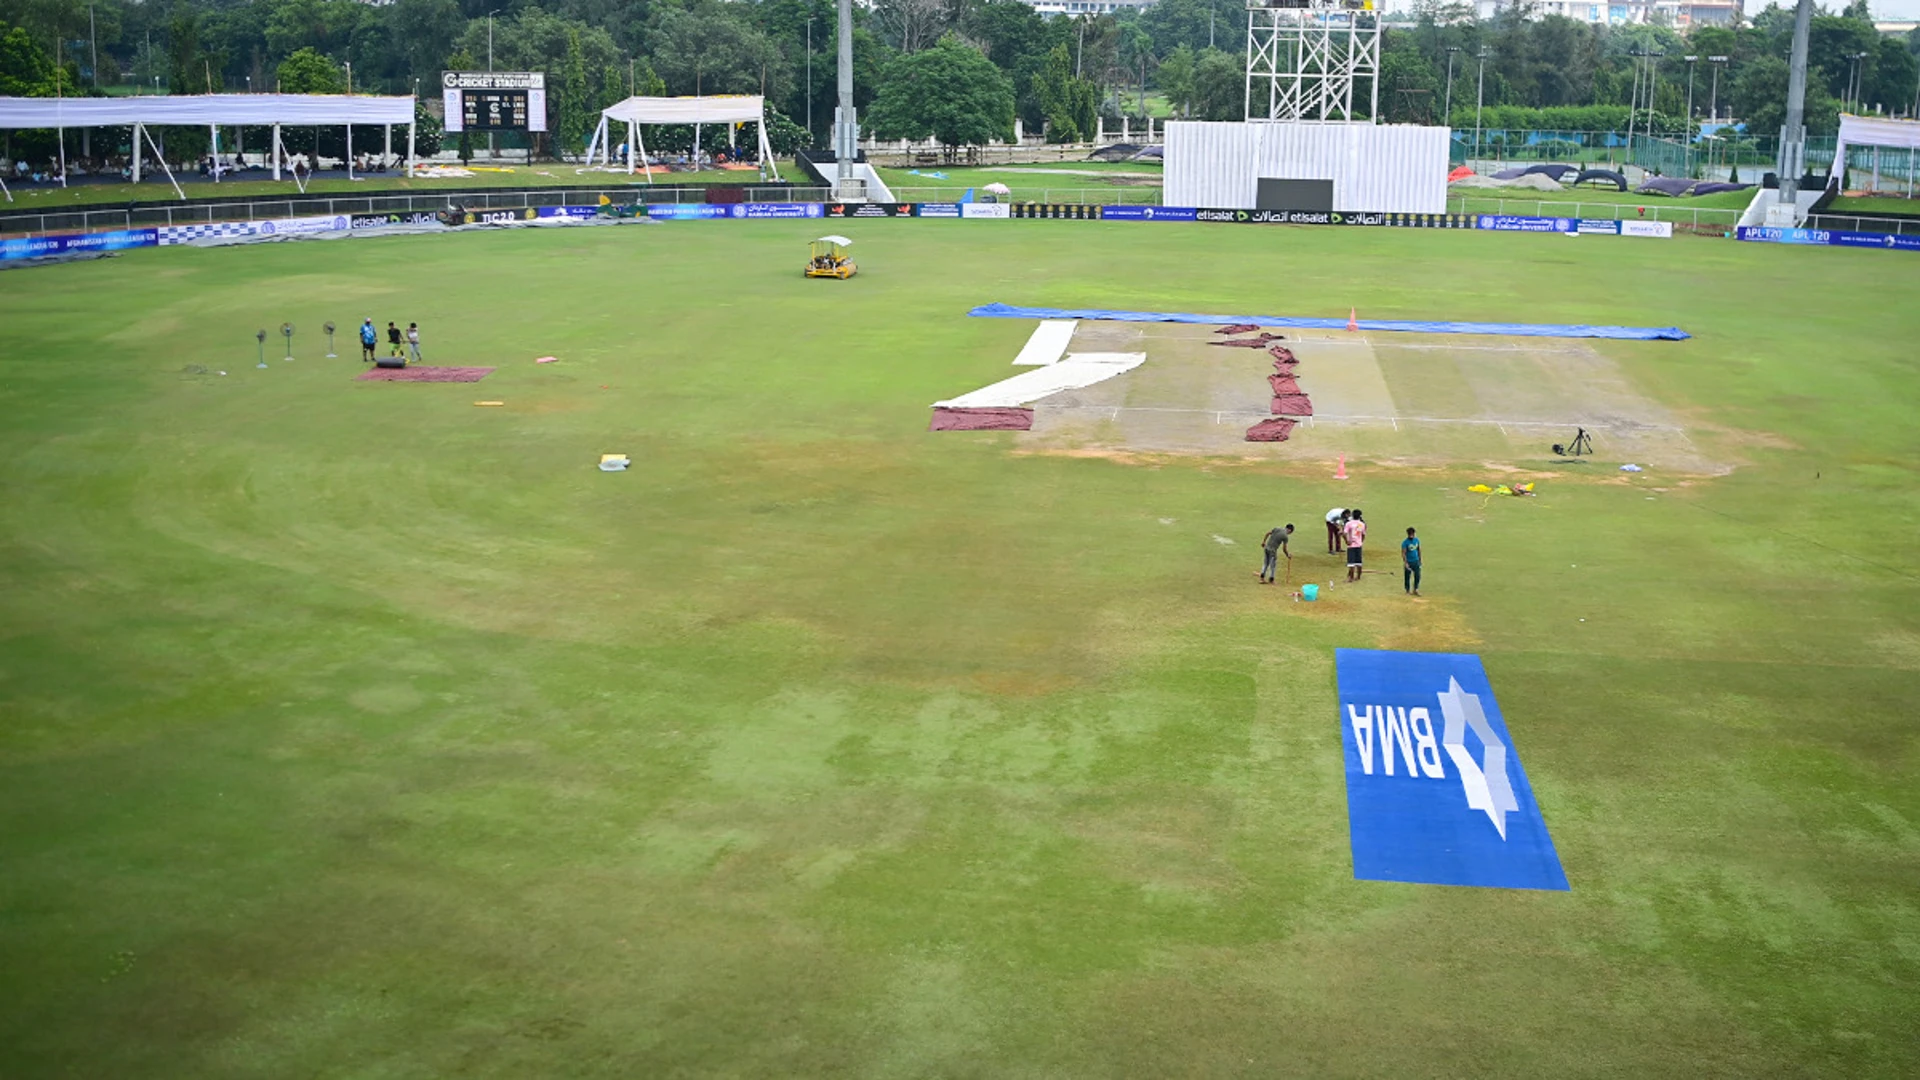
[
  {"x1": 0, "y1": 94, "x2": 415, "y2": 128},
  {"x1": 1166, "y1": 121, "x2": 1449, "y2": 214}
]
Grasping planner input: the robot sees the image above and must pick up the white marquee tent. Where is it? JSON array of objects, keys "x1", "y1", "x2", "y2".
[
  {"x1": 0, "y1": 94, "x2": 417, "y2": 197},
  {"x1": 1831, "y1": 114, "x2": 1920, "y2": 196},
  {"x1": 583, "y1": 95, "x2": 775, "y2": 182}
]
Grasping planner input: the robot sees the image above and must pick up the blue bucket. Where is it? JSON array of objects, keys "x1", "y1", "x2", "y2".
[{"x1": 1302, "y1": 584, "x2": 1319, "y2": 601}]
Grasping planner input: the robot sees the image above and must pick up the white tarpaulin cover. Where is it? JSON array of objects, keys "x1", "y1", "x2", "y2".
[
  {"x1": 1833, "y1": 114, "x2": 1920, "y2": 171},
  {"x1": 0, "y1": 94, "x2": 415, "y2": 128},
  {"x1": 598, "y1": 95, "x2": 766, "y2": 125},
  {"x1": 934, "y1": 353, "x2": 1145, "y2": 408},
  {"x1": 1013, "y1": 320, "x2": 1077, "y2": 366}
]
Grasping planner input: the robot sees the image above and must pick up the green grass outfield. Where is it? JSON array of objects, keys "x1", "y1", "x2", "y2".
[{"x1": 1, "y1": 221, "x2": 1916, "y2": 1077}]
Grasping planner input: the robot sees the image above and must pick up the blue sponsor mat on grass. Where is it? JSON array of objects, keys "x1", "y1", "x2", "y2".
[
  {"x1": 1335, "y1": 649, "x2": 1568, "y2": 890},
  {"x1": 969, "y1": 302, "x2": 1688, "y2": 341}
]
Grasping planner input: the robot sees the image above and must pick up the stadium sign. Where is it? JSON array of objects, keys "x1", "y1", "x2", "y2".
[
  {"x1": 960, "y1": 203, "x2": 1010, "y2": 219},
  {"x1": 1477, "y1": 214, "x2": 1576, "y2": 233},
  {"x1": 351, "y1": 212, "x2": 440, "y2": 229},
  {"x1": 1011, "y1": 203, "x2": 1102, "y2": 219},
  {"x1": 1381, "y1": 213, "x2": 1476, "y2": 228},
  {"x1": 1737, "y1": 225, "x2": 1920, "y2": 252},
  {"x1": 915, "y1": 203, "x2": 962, "y2": 218},
  {"x1": 644, "y1": 204, "x2": 732, "y2": 220},
  {"x1": 257, "y1": 215, "x2": 351, "y2": 236},
  {"x1": 1336, "y1": 649, "x2": 1568, "y2": 891},
  {"x1": 1099, "y1": 205, "x2": 1198, "y2": 221},
  {"x1": 825, "y1": 202, "x2": 914, "y2": 217},
  {"x1": 1619, "y1": 220, "x2": 1674, "y2": 238},
  {"x1": 441, "y1": 71, "x2": 547, "y2": 134},
  {"x1": 0, "y1": 227, "x2": 156, "y2": 260},
  {"x1": 729, "y1": 203, "x2": 823, "y2": 219}
]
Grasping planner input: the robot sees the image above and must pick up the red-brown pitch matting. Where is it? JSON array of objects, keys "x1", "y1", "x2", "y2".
[
  {"x1": 929, "y1": 406, "x2": 1034, "y2": 431},
  {"x1": 356, "y1": 366, "x2": 495, "y2": 383},
  {"x1": 1245, "y1": 417, "x2": 1297, "y2": 442}
]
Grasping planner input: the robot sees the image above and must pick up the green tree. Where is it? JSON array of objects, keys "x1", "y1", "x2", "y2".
[
  {"x1": 1190, "y1": 46, "x2": 1241, "y2": 121},
  {"x1": 167, "y1": 7, "x2": 221, "y2": 93},
  {"x1": 1730, "y1": 54, "x2": 1840, "y2": 139},
  {"x1": 648, "y1": 2, "x2": 786, "y2": 98},
  {"x1": 276, "y1": 44, "x2": 342, "y2": 93},
  {"x1": 0, "y1": 21, "x2": 57, "y2": 96},
  {"x1": 557, "y1": 27, "x2": 590, "y2": 150},
  {"x1": 413, "y1": 96, "x2": 443, "y2": 155},
  {"x1": 866, "y1": 32, "x2": 1014, "y2": 148},
  {"x1": 1031, "y1": 43, "x2": 1095, "y2": 141},
  {"x1": 1155, "y1": 43, "x2": 1195, "y2": 116}
]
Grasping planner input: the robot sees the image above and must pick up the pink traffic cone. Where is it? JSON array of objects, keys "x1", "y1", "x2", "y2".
[
  {"x1": 1346, "y1": 307, "x2": 1359, "y2": 332},
  {"x1": 1335, "y1": 454, "x2": 1348, "y2": 480}
]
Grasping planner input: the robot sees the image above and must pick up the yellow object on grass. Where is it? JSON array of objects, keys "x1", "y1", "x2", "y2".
[
  {"x1": 805, "y1": 236, "x2": 857, "y2": 279},
  {"x1": 474, "y1": 401, "x2": 504, "y2": 407},
  {"x1": 1467, "y1": 484, "x2": 1493, "y2": 493}
]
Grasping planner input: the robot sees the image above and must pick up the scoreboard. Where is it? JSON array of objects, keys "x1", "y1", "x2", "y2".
[{"x1": 442, "y1": 71, "x2": 547, "y2": 133}]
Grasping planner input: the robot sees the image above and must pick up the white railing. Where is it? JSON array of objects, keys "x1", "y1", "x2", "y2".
[{"x1": 1445, "y1": 195, "x2": 1744, "y2": 229}]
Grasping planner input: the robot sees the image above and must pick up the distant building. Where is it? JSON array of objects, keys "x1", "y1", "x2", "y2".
[
  {"x1": 1468, "y1": 0, "x2": 1739, "y2": 27},
  {"x1": 1019, "y1": 0, "x2": 1155, "y2": 14}
]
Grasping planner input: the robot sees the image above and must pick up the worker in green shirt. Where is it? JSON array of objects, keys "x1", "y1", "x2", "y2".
[{"x1": 1401, "y1": 527, "x2": 1422, "y2": 596}]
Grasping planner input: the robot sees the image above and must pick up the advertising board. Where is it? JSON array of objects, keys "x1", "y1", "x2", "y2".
[
  {"x1": 351, "y1": 212, "x2": 441, "y2": 229},
  {"x1": 0, "y1": 227, "x2": 157, "y2": 260},
  {"x1": 960, "y1": 203, "x2": 1011, "y2": 219}
]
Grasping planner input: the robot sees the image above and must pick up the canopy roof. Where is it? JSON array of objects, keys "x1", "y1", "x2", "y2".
[
  {"x1": 0, "y1": 94, "x2": 415, "y2": 129},
  {"x1": 599, "y1": 95, "x2": 765, "y2": 125},
  {"x1": 1833, "y1": 114, "x2": 1920, "y2": 177}
]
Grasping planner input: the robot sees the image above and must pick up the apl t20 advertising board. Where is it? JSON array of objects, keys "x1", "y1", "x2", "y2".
[{"x1": 1335, "y1": 649, "x2": 1568, "y2": 891}]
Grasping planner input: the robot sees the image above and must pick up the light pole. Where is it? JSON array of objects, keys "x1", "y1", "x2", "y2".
[
  {"x1": 806, "y1": 16, "x2": 814, "y2": 143},
  {"x1": 486, "y1": 9, "x2": 501, "y2": 159},
  {"x1": 1708, "y1": 55, "x2": 1728, "y2": 122},
  {"x1": 1684, "y1": 54, "x2": 1697, "y2": 124},
  {"x1": 1847, "y1": 51, "x2": 1868, "y2": 112},
  {"x1": 1474, "y1": 47, "x2": 1488, "y2": 166},
  {"x1": 1443, "y1": 46, "x2": 1461, "y2": 125}
]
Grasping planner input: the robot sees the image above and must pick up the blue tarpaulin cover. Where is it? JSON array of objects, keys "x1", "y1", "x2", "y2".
[{"x1": 969, "y1": 303, "x2": 1690, "y2": 341}]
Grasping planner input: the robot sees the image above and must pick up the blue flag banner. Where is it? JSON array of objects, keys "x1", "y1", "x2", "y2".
[{"x1": 1335, "y1": 649, "x2": 1568, "y2": 891}]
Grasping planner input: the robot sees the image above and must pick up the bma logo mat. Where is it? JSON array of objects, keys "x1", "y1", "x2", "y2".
[{"x1": 1335, "y1": 649, "x2": 1568, "y2": 890}]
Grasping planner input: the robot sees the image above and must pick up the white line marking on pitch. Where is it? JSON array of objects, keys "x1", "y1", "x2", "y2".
[{"x1": 1040, "y1": 404, "x2": 1683, "y2": 433}]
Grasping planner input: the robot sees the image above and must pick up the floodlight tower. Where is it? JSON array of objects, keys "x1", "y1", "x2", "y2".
[
  {"x1": 833, "y1": 0, "x2": 859, "y2": 199},
  {"x1": 1244, "y1": 0, "x2": 1381, "y2": 123}
]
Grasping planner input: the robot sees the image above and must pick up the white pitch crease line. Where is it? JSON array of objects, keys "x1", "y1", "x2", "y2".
[{"x1": 1036, "y1": 404, "x2": 1685, "y2": 433}]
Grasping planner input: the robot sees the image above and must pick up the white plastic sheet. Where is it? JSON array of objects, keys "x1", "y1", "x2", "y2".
[
  {"x1": 934, "y1": 353, "x2": 1145, "y2": 409},
  {"x1": 1013, "y1": 320, "x2": 1077, "y2": 366}
]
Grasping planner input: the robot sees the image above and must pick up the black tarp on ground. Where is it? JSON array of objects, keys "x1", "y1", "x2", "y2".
[
  {"x1": 1638, "y1": 176, "x2": 1698, "y2": 197},
  {"x1": 1572, "y1": 169, "x2": 1628, "y2": 191}
]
